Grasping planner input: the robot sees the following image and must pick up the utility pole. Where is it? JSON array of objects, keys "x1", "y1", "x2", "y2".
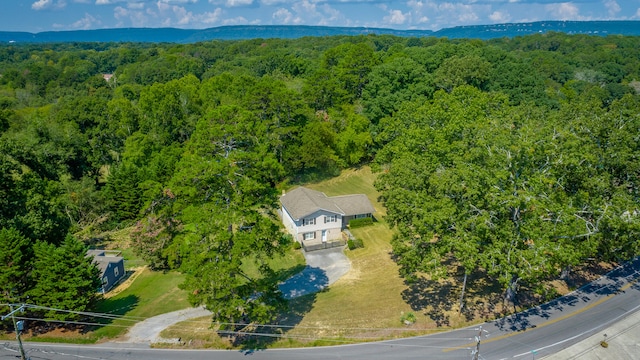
[
  {"x1": 471, "y1": 325, "x2": 488, "y2": 360},
  {"x1": 2, "y1": 304, "x2": 27, "y2": 360}
]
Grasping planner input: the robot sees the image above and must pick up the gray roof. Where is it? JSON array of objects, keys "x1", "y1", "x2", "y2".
[
  {"x1": 280, "y1": 187, "x2": 375, "y2": 220},
  {"x1": 86, "y1": 250, "x2": 123, "y2": 276},
  {"x1": 332, "y1": 194, "x2": 376, "y2": 217}
]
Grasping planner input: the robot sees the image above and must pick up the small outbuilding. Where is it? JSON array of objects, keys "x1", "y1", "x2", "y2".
[{"x1": 87, "y1": 250, "x2": 125, "y2": 294}]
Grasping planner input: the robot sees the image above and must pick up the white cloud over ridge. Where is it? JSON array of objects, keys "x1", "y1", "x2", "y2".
[
  {"x1": 32, "y1": 0, "x2": 67, "y2": 10},
  {"x1": 545, "y1": 2, "x2": 586, "y2": 21},
  {"x1": 384, "y1": 9, "x2": 409, "y2": 25},
  {"x1": 12, "y1": 0, "x2": 636, "y2": 32}
]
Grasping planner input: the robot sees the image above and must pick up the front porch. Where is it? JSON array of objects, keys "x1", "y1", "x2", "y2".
[{"x1": 301, "y1": 233, "x2": 347, "y2": 252}]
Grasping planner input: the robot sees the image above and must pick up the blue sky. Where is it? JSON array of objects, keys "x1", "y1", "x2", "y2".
[{"x1": 2, "y1": 0, "x2": 638, "y2": 33}]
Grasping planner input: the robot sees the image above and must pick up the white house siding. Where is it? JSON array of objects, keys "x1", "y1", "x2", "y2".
[
  {"x1": 284, "y1": 209, "x2": 343, "y2": 243},
  {"x1": 281, "y1": 205, "x2": 298, "y2": 236}
]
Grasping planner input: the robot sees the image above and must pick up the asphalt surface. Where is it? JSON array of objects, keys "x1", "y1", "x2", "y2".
[
  {"x1": 278, "y1": 247, "x2": 351, "y2": 299},
  {"x1": 119, "y1": 247, "x2": 351, "y2": 344},
  {"x1": 3, "y1": 256, "x2": 638, "y2": 360},
  {"x1": 124, "y1": 307, "x2": 211, "y2": 344},
  {"x1": 542, "y1": 306, "x2": 640, "y2": 359}
]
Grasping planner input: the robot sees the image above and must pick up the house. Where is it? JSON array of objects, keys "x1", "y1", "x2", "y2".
[
  {"x1": 87, "y1": 250, "x2": 125, "y2": 294},
  {"x1": 280, "y1": 187, "x2": 375, "y2": 251}
]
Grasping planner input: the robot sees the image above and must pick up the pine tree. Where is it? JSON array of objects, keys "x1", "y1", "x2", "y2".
[
  {"x1": 28, "y1": 235, "x2": 101, "y2": 320},
  {"x1": 0, "y1": 228, "x2": 33, "y2": 304}
]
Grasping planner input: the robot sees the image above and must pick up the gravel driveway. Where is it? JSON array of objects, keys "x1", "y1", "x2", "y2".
[
  {"x1": 121, "y1": 247, "x2": 351, "y2": 344},
  {"x1": 124, "y1": 306, "x2": 211, "y2": 344}
]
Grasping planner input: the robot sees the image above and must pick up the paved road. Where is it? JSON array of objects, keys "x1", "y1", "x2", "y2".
[
  {"x1": 542, "y1": 304, "x2": 640, "y2": 359},
  {"x1": 3, "y1": 257, "x2": 639, "y2": 360}
]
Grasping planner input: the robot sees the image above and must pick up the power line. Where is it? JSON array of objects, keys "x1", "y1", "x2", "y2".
[
  {"x1": 14, "y1": 316, "x2": 131, "y2": 329},
  {"x1": 5, "y1": 302, "x2": 482, "y2": 348}
]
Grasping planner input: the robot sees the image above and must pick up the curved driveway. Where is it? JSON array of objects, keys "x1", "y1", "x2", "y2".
[
  {"x1": 121, "y1": 247, "x2": 351, "y2": 343},
  {"x1": 278, "y1": 247, "x2": 351, "y2": 299}
]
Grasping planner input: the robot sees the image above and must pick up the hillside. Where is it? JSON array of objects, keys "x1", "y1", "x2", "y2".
[{"x1": 1, "y1": 21, "x2": 639, "y2": 43}]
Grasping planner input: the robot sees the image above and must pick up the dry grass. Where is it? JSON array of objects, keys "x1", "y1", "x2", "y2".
[
  {"x1": 158, "y1": 316, "x2": 233, "y2": 349},
  {"x1": 146, "y1": 166, "x2": 620, "y2": 349}
]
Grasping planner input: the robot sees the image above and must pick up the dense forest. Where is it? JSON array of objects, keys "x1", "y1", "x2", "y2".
[{"x1": 1, "y1": 32, "x2": 639, "y2": 328}]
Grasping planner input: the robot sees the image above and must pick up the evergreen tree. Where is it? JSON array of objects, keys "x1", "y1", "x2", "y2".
[
  {"x1": 28, "y1": 235, "x2": 101, "y2": 320},
  {"x1": 0, "y1": 228, "x2": 33, "y2": 304}
]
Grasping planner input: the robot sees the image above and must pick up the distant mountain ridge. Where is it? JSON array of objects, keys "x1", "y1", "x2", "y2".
[{"x1": 1, "y1": 21, "x2": 639, "y2": 43}]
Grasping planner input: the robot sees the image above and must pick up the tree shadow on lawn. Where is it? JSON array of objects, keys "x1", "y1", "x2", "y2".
[
  {"x1": 227, "y1": 292, "x2": 320, "y2": 353},
  {"x1": 90, "y1": 294, "x2": 140, "y2": 329},
  {"x1": 95, "y1": 294, "x2": 140, "y2": 316},
  {"x1": 401, "y1": 267, "x2": 512, "y2": 328},
  {"x1": 221, "y1": 266, "x2": 326, "y2": 352},
  {"x1": 25, "y1": 295, "x2": 140, "y2": 337}
]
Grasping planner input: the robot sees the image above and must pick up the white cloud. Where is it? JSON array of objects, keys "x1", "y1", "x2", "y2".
[
  {"x1": 225, "y1": 0, "x2": 253, "y2": 6},
  {"x1": 293, "y1": 0, "x2": 317, "y2": 15},
  {"x1": 96, "y1": 0, "x2": 126, "y2": 4},
  {"x1": 114, "y1": 5, "x2": 149, "y2": 26},
  {"x1": 171, "y1": 5, "x2": 192, "y2": 24},
  {"x1": 128, "y1": 2, "x2": 145, "y2": 9},
  {"x1": 489, "y1": 10, "x2": 510, "y2": 23},
  {"x1": 32, "y1": 0, "x2": 52, "y2": 10},
  {"x1": 272, "y1": 8, "x2": 302, "y2": 24},
  {"x1": 70, "y1": 13, "x2": 101, "y2": 29},
  {"x1": 32, "y1": 0, "x2": 67, "y2": 10},
  {"x1": 384, "y1": 9, "x2": 409, "y2": 25},
  {"x1": 259, "y1": 0, "x2": 288, "y2": 5},
  {"x1": 199, "y1": 8, "x2": 223, "y2": 23},
  {"x1": 545, "y1": 2, "x2": 584, "y2": 21},
  {"x1": 603, "y1": 0, "x2": 621, "y2": 18},
  {"x1": 221, "y1": 16, "x2": 254, "y2": 25},
  {"x1": 158, "y1": 0, "x2": 197, "y2": 3},
  {"x1": 208, "y1": 0, "x2": 250, "y2": 6},
  {"x1": 320, "y1": 3, "x2": 341, "y2": 24}
]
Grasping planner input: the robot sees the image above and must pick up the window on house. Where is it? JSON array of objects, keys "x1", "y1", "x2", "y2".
[
  {"x1": 303, "y1": 232, "x2": 316, "y2": 240},
  {"x1": 303, "y1": 218, "x2": 316, "y2": 226},
  {"x1": 114, "y1": 266, "x2": 119, "y2": 277},
  {"x1": 324, "y1": 215, "x2": 337, "y2": 223},
  {"x1": 102, "y1": 276, "x2": 108, "y2": 285}
]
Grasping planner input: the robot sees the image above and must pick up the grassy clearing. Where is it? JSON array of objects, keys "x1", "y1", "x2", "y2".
[
  {"x1": 242, "y1": 246, "x2": 306, "y2": 283},
  {"x1": 90, "y1": 268, "x2": 190, "y2": 341},
  {"x1": 159, "y1": 316, "x2": 233, "y2": 349},
  {"x1": 15, "y1": 267, "x2": 189, "y2": 343}
]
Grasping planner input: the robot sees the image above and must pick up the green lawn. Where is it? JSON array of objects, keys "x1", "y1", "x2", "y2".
[
  {"x1": 90, "y1": 268, "x2": 190, "y2": 340},
  {"x1": 14, "y1": 267, "x2": 189, "y2": 343}
]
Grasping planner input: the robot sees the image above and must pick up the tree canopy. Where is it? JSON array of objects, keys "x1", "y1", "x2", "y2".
[{"x1": 1, "y1": 32, "x2": 640, "y2": 326}]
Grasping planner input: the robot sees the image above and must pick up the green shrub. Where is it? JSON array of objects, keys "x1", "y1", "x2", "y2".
[
  {"x1": 400, "y1": 311, "x2": 416, "y2": 325},
  {"x1": 347, "y1": 238, "x2": 364, "y2": 250},
  {"x1": 349, "y1": 217, "x2": 373, "y2": 228},
  {"x1": 292, "y1": 241, "x2": 302, "y2": 250}
]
